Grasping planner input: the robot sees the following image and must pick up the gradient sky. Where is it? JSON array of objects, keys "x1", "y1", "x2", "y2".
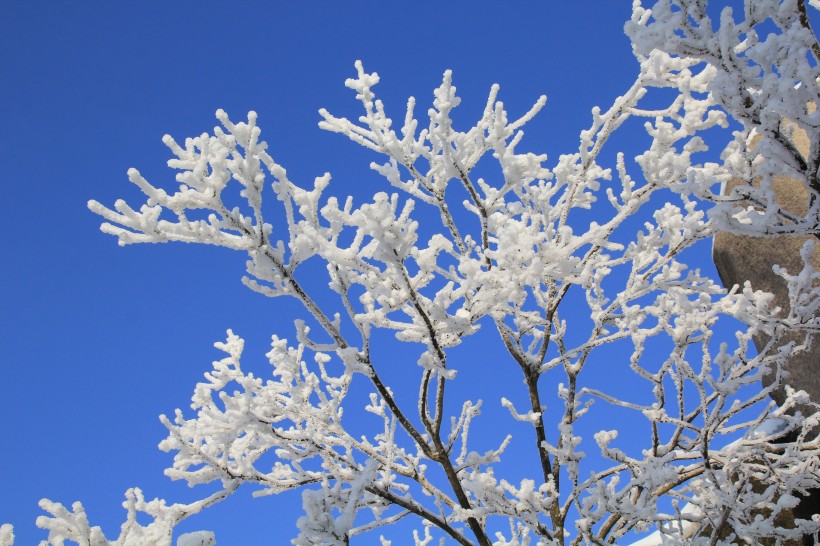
[{"x1": 1, "y1": 2, "x2": 772, "y2": 544}]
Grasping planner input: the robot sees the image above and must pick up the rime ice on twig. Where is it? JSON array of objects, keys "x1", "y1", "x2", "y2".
[
  {"x1": 628, "y1": 0, "x2": 820, "y2": 238},
  {"x1": 33, "y1": 2, "x2": 820, "y2": 545}
]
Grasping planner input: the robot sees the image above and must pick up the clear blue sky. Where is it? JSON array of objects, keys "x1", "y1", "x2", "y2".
[{"x1": 1, "y1": 2, "x2": 760, "y2": 544}]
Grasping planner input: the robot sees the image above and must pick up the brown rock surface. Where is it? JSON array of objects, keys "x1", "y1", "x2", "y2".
[{"x1": 712, "y1": 120, "x2": 819, "y2": 413}]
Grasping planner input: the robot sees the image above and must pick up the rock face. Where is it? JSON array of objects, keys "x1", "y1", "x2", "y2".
[
  {"x1": 712, "y1": 118, "x2": 819, "y2": 413},
  {"x1": 712, "y1": 177, "x2": 820, "y2": 411},
  {"x1": 712, "y1": 121, "x2": 820, "y2": 544}
]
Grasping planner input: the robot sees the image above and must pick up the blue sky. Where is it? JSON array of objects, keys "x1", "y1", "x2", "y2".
[{"x1": 0, "y1": 2, "x2": 768, "y2": 544}]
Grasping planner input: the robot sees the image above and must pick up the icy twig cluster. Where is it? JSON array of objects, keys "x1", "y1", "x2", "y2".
[
  {"x1": 627, "y1": 0, "x2": 820, "y2": 236},
  {"x1": 13, "y1": 1, "x2": 820, "y2": 545}
]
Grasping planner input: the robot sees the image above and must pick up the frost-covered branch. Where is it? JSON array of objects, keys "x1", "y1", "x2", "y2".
[
  {"x1": 628, "y1": 0, "x2": 820, "y2": 238},
  {"x1": 26, "y1": 2, "x2": 820, "y2": 545}
]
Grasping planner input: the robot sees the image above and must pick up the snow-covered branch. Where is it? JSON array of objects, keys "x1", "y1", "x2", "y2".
[{"x1": 17, "y1": 2, "x2": 819, "y2": 545}]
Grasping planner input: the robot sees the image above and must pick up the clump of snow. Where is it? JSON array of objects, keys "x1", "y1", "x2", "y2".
[
  {"x1": 177, "y1": 531, "x2": 215, "y2": 546},
  {"x1": 0, "y1": 524, "x2": 14, "y2": 546}
]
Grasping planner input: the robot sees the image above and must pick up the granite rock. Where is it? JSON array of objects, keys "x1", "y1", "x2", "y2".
[{"x1": 712, "y1": 119, "x2": 819, "y2": 414}]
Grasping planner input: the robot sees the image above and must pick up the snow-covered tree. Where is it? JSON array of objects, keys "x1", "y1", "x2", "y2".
[{"x1": 11, "y1": 1, "x2": 820, "y2": 545}]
